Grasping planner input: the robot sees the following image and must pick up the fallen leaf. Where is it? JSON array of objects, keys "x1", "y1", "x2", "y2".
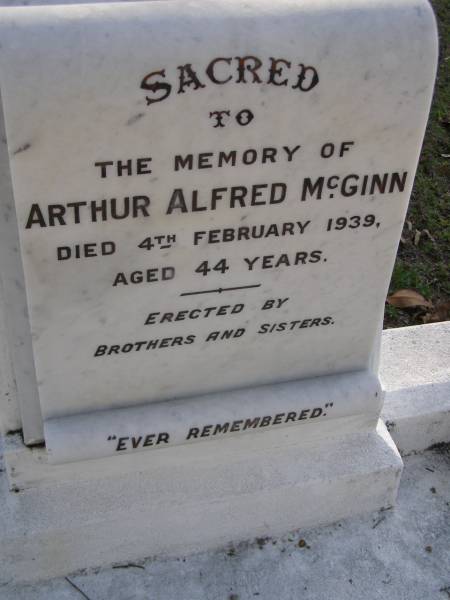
[
  {"x1": 414, "y1": 230, "x2": 422, "y2": 246},
  {"x1": 387, "y1": 289, "x2": 433, "y2": 309},
  {"x1": 423, "y1": 301, "x2": 450, "y2": 323},
  {"x1": 422, "y1": 229, "x2": 436, "y2": 243}
]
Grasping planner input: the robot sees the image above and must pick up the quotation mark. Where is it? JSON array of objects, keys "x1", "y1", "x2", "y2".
[{"x1": 322, "y1": 402, "x2": 334, "y2": 416}]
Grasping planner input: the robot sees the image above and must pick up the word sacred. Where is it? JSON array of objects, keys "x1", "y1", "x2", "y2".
[{"x1": 141, "y1": 56, "x2": 319, "y2": 105}]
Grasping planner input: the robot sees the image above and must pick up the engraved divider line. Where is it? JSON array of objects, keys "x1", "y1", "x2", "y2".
[{"x1": 180, "y1": 284, "x2": 261, "y2": 296}]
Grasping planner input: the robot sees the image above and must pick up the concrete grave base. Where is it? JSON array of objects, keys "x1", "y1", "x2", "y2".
[
  {"x1": 2, "y1": 322, "x2": 449, "y2": 585},
  {"x1": 3, "y1": 448, "x2": 447, "y2": 600},
  {"x1": 0, "y1": 420, "x2": 402, "y2": 584},
  {"x1": 380, "y1": 321, "x2": 450, "y2": 455}
]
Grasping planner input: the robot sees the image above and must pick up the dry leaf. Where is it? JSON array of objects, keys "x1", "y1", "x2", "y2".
[
  {"x1": 422, "y1": 229, "x2": 436, "y2": 243},
  {"x1": 414, "y1": 230, "x2": 422, "y2": 246},
  {"x1": 406, "y1": 220, "x2": 413, "y2": 232},
  {"x1": 423, "y1": 301, "x2": 450, "y2": 323},
  {"x1": 387, "y1": 289, "x2": 433, "y2": 309}
]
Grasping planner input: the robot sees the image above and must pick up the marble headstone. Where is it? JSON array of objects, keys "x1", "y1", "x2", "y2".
[{"x1": 0, "y1": 0, "x2": 437, "y2": 463}]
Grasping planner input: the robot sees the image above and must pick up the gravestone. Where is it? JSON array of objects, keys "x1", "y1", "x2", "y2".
[{"x1": 0, "y1": 0, "x2": 437, "y2": 580}]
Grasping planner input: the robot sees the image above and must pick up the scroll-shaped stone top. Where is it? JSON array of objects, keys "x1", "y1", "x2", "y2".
[{"x1": 0, "y1": 0, "x2": 438, "y2": 422}]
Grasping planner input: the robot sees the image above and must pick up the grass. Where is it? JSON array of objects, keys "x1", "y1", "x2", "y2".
[{"x1": 384, "y1": 0, "x2": 450, "y2": 328}]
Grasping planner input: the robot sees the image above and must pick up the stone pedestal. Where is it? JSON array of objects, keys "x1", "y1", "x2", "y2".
[{"x1": 1, "y1": 418, "x2": 402, "y2": 583}]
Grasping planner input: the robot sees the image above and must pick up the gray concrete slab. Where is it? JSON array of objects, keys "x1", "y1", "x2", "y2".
[
  {"x1": 1, "y1": 446, "x2": 449, "y2": 600},
  {"x1": 380, "y1": 322, "x2": 450, "y2": 455}
]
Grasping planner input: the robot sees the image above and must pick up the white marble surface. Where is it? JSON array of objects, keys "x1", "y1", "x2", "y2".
[
  {"x1": 2, "y1": 450, "x2": 447, "y2": 597},
  {"x1": 0, "y1": 0, "x2": 438, "y2": 426},
  {"x1": 0, "y1": 97, "x2": 42, "y2": 443},
  {"x1": 381, "y1": 322, "x2": 450, "y2": 454},
  {"x1": 45, "y1": 370, "x2": 381, "y2": 463},
  {"x1": 4, "y1": 322, "x2": 448, "y2": 486},
  {"x1": 0, "y1": 421, "x2": 403, "y2": 582}
]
